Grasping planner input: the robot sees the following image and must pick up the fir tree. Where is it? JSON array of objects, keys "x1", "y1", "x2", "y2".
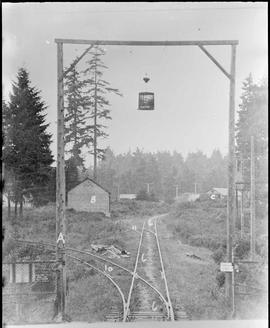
[
  {"x1": 3, "y1": 68, "x2": 53, "y2": 212},
  {"x1": 83, "y1": 46, "x2": 122, "y2": 181},
  {"x1": 236, "y1": 74, "x2": 268, "y2": 185},
  {"x1": 65, "y1": 156, "x2": 80, "y2": 202},
  {"x1": 64, "y1": 61, "x2": 91, "y2": 168}
]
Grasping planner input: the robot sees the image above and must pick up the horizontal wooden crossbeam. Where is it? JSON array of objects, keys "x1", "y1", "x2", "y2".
[{"x1": 55, "y1": 39, "x2": 239, "y2": 46}]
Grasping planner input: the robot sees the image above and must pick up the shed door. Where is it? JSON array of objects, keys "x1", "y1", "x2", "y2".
[
  {"x1": 15, "y1": 263, "x2": 30, "y2": 283},
  {"x1": 90, "y1": 195, "x2": 96, "y2": 203}
]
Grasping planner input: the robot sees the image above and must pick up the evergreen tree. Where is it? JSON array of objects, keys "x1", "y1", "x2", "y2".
[
  {"x1": 204, "y1": 149, "x2": 227, "y2": 190},
  {"x1": 64, "y1": 61, "x2": 91, "y2": 168},
  {"x1": 236, "y1": 74, "x2": 268, "y2": 220},
  {"x1": 3, "y1": 68, "x2": 53, "y2": 211},
  {"x1": 2, "y1": 100, "x2": 9, "y2": 145},
  {"x1": 83, "y1": 46, "x2": 122, "y2": 181},
  {"x1": 96, "y1": 147, "x2": 116, "y2": 195},
  {"x1": 185, "y1": 151, "x2": 208, "y2": 192},
  {"x1": 236, "y1": 74, "x2": 268, "y2": 185},
  {"x1": 65, "y1": 157, "x2": 79, "y2": 201}
]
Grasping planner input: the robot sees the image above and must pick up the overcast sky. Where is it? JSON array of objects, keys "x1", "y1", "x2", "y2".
[{"x1": 2, "y1": 2, "x2": 268, "y2": 166}]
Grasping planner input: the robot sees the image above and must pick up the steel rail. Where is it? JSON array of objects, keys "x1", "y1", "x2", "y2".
[
  {"x1": 10, "y1": 237, "x2": 169, "y2": 315},
  {"x1": 154, "y1": 216, "x2": 175, "y2": 321},
  {"x1": 124, "y1": 221, "x2": 145, "y2": 321},
  {"x1": 66, "y1": 247, "x2": 133, "y2": 274},
  {"x1": 68, "y1": 246, "x2": 169, "y2": 319},
  {"x1": 62, "y1": 246, "x2": 170, "y2": 310},
  {"x1": 66, "y1": 254, "x2": 126, "y2": 321}
]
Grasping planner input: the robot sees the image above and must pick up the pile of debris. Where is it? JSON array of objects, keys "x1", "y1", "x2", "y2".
[
  {"x1": 90, "y1": 244, "x2": 130, "y2": 259},
  {"x1": 185, "y1": 253, "x2": 202, "y2": 261}
]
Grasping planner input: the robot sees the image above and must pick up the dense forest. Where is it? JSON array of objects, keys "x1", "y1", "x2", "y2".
[
  {"x1": 3, "y1": 63, "x2": 267, "y2": 209},
  {"x1": 93, "y1": 148, "x2": 227, "y2": 202}
]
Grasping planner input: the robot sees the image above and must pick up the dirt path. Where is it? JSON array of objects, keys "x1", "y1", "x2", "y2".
[
  {"x1": 137, "y1": 228, "x2": 156, "y2": 311},
  {"x1": 157, "y1": 215, "x2": 226, "y2": 320},
  {"x1": 122, "y1": 216, "x2": 166, "y2": 318}
]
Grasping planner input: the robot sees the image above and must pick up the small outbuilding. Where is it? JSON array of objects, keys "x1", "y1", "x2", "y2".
[
  {"x1": 67, "y1": 178, "x2": 110, "y2": 217},
  {"x1": 207, "y1": 188, "x2": 228, "y2": 200},
  {"x1": 119, "y1": 194, "x2": 137, "y2": 200}
]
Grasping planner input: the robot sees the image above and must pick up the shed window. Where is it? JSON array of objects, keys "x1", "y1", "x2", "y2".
[{"x1": 10, "y1": 263, "x2": 35, "y2": 283}]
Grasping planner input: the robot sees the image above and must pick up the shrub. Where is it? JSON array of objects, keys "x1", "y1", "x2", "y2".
[
  {"x1": 234, "y1": 239, "x2": 250, "y2": 259},
  {"x1": 199, "y1": 193, "x2": 209, "y2": 201},
  {"x1": 207, "y1": 238, "x2": 222, "y2": 250},
  {"x1": 136, "y1": 189, "x2": 149, "y2": 201},
  {"x1": 212, "y1": 248, "x2": 226, "y2": 264},
  {"x1": 184, "y1": 201, "x2": 197, "y2": 209},
  {"x1": 256, "y1": 236, "x2": 268, "y2": 259},
  {"x1": 188, "y1": 235, "x2": 204, "y2": 247},
  {"x1": 216, "y1": 272, "x2": 225, "y2": 288}
]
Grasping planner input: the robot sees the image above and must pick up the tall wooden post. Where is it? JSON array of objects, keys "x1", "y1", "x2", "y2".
[
  {"x1": 194, "y1": 182, "x2": 197, "y2": 194},
  {"x1": 235, "y1": 188, "x2": 239, "y2": 226},
  {"x1": 240, "y1": 190, "x2": 244, "y2": 239},
  {"x1": 117, "y1": 184, "x2": 120, "y2": 201},
  {"x1": 250, "y1": 136, "x2": 255, "y2": 259},
  {"x1": 56, "y1": 41, "x2": 66, "y2": 321},
  {"x1": 225, "y1": 44, "x2": 236, "y2": 309},
  {"x1": 175, "y1": 185, "x2": 179, "y2": 199},
  {"x1": 240, "y1": 157, "x2": 244, "y2": 239}
]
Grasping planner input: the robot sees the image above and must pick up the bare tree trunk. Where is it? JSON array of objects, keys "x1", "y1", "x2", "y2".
[
  {"x1": 93, "y1": 64, "x2": 97, "y2": 182},
  {"x1": 8, "y1": 192, "x2": 11, "y2": 219},
  {"x1": 19, "y1": 199, "x2": 23, "y2": 217},
  {"x1": 14, "y1": 201, "x2": 18, "y2": 219}
]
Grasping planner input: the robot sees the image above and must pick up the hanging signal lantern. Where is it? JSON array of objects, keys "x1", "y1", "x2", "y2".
[{"x1": 138, "y1": 75, "x2": 154, "y2": 110}]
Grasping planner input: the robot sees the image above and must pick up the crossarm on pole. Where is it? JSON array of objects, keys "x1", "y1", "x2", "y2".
[{"x1": 198, "y1": 45, "x2": 231, "y2": 80}]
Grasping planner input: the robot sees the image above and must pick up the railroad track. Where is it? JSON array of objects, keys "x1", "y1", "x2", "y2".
[
  {"x1": 105, "y1": 214, "x2": 183, "y2": 322},
  {"x1": 13, "y1": 214, "x2": 188, "y2": 322}
]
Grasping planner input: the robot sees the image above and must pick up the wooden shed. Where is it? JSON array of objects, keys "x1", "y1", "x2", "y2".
[
  {"x1": 3, "y1": 244, "x2": 56, "y2": 324},
  {"x1": 207, "y1": 188, "x2": 228, "y2": 200},
  {"x1": 67, "y1": 178, "x2": 110, "y2": 217}
]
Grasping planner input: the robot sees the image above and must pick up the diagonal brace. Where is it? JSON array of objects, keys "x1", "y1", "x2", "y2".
[
  {"x1": 198, "y1": 45, "x2": 231, "y2": 80},
  {"x1": 59, "y1": 44, "x2": 94, "y2": 81}
]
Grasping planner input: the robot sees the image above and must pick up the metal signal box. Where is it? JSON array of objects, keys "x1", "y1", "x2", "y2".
[{"x1": 138, "y1": 92, "x2": 154, "y2": 110}]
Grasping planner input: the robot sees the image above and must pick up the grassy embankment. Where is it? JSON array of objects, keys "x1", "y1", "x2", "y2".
[
  {"x1": 2, "y1": 200, "x2": 169, "y2": 323},
  {"x1": 163, "y1": 199, "x2": 267, "y2": 319}
]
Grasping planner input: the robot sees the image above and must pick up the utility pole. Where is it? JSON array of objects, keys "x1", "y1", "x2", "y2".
[
  {"x1": 93, "y1": 53, "x2": 98, "y2": 182},
  {"x1": 240, "y1": 157, "x2": 244, "y2": 239},
  {"x1": 56, "y1": 42, "x2": 66, "y2": 321},
  {"x1": 146, "y1": 183, "x2": 153, "y2": 194},
  {"x1": 175, "y1": 184, "x2": 179, "y2": 199},
  {"x1": 236, "y1": 188, "x2": 239, "y2": 227},
  {"x1": 117, "y1": 184, "x2": 120, "y2": 201},
  {"x1": 55, "y1": 43, "x2": 94, "y2": 322},
  {"x1": 250, "y1": 136, "x2": 255, "y2": 259},
  {"x1": 194, "y1": 182, "x2": 198, "y2": 194},
  {"x1": 225, "y1": 44, "x2": 236, "y2": 311},
  {"x1": 240, "y1": 191, "x2": 244, "y2": 238}
]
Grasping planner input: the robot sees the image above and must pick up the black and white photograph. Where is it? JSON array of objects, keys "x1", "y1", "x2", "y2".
[{"x1": 2, "y1": 2, "x2": 268, "y2": 328}]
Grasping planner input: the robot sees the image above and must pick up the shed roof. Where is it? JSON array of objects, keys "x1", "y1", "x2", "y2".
[
  {"x1": 119, "y1": 194, "x2": 137, "y2": 199},
  {"x1": 212, "y1": 188, "x2": 228, "y2": 196},
  {"x1": 68, "y1": 178, "x2": 110, "y2": 194}
]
